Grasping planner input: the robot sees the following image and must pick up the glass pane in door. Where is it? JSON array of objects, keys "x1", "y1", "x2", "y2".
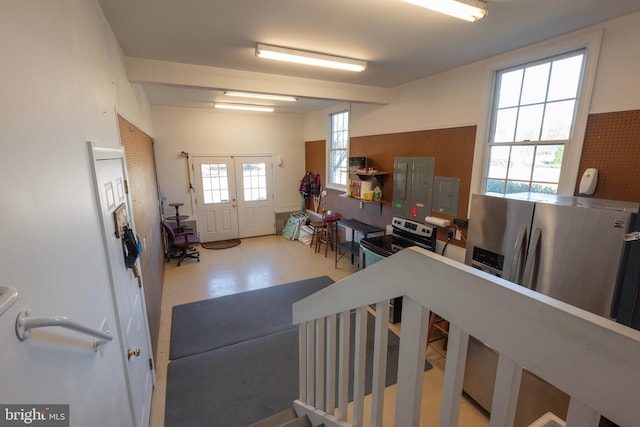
[
  {"x1": 201, "y1": 163, "x2": 229, "y2": 204},
  {"x1": 242, "y1": 162, "x2": 267, "y2": 201}
]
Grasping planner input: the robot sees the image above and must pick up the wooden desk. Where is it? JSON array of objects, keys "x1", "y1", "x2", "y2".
[{"x1": 335, "y1": 219, "x2": 384, "y2": 268}]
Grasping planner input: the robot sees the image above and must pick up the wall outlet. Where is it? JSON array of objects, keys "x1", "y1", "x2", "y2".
[{"x1": 455, "y1": 230, "x2": 462, "y2": 240}]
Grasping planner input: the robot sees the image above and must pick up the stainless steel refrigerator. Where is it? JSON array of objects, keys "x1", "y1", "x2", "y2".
[{"x1": 463, "y1": 192, "x2": 639, "y2": 426}]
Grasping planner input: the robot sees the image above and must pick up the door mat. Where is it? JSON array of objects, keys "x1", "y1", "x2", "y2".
[{"x1": 200, "y1": 239, "x2": 241, "y2": 250}]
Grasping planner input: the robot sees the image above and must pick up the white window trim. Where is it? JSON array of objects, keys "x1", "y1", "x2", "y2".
[
  {"x1": 325, "y1": 104, "x2": 352, "y2": 192},
  {"x1": 473, "y1": 29, "x2": 603, "y2": 196}
]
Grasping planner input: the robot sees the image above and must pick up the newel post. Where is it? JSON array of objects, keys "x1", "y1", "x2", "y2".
[{"x1": 394, "y1": 296, "x2": 429, "y2": 427}]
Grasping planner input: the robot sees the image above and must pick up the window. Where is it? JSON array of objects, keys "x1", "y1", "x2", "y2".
[
  {"x1": 328, "y1": 110, "x2": 349, "y2": 189},
  {"x1": 200, "y1": 163, "x2": 230, "y2": 204},
  {"x1": 242, "y1": 162, "x2": 268, "y2": 201},
  {"x1": 485, "y1": 50, "x2": 585, "y2": 195}
]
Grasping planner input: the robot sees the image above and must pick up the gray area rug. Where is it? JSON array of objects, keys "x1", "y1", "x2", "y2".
[
  {"x1": 166, "y1": 328, "x2": 300, "y2": 427},
  {"x1": 170, "y1": 275, "x2": 335, "y2": 360},
  {"x1": 165, "y1": 276, "x2": 432, "y2": 427}
]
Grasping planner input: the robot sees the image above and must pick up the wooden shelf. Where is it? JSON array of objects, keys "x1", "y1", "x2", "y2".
[
  {"x1": 354, "y1": 171, "x2": 389, "y2": 179},
  {"x1": 339, "y1": 194, "x2": 385, "y2": 204},
  {"x1": 347, "y1": 170, "x2": 387, "y2": 212}
]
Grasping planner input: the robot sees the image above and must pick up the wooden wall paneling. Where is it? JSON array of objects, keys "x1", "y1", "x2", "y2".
[
  {"x1": 576, "y1": 109, "x2": 640, "y2": 202},
  {"x1": 119, "y1": 115, "x2": 164, "y2": 358},
  {"x1": 311, "y1": 110, "x2": 640, "y2": 248},
  {"x1": 317, "y1": 126, "x2": 476, "y2": 247}
]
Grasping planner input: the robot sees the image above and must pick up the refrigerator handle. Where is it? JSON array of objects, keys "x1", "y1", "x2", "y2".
[
  {"x1": 522, "y1": 227, "x2": 542, "y2": 291},
  {"x1": 509, "y1": 225, "x2": 528, "y2": 284},
  {"x1": 611, "y1": 212, "x2": 640, "y2": 320}
]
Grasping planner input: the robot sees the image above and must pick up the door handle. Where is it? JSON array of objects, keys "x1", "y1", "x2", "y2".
[
  {"x1": 509, "y1": 225, "x2": 528, "y2": 284},
  {"x1": 522, "y1": 227, "x2": 541, "y2": 291},
  {"x1": 127, "y1": 347, "x2": 140, "y2": 360}
]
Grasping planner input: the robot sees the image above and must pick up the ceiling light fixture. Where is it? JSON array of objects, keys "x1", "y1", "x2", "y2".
[
  {"x1": 255, "y1": 44, "x2": 367, "y2": 72},
  {"x1": 401, "y1": 0, "x2": 487, "y2": 22},
  {"x1": 214, "y1": 103, "x2": 274, "y2": 113},
  {"x1": 224, "y1": 91, "x2": 298, "y2": 102}
]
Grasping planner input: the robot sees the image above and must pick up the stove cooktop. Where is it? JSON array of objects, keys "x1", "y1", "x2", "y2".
[
  {"x1": 360, "y1": 217, "x2": 437, "y2": 257},
  {"x1": 360, "y1": 234, "x2": 415, "y2": 256}
]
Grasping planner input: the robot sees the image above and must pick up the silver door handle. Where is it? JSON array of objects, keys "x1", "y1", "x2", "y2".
[
  {"x1": 522, "y1": 227, "x2": 541, "y2": 291},
  {"x1": 509, "y1": 224, "x2": 528, "y2": 284}
]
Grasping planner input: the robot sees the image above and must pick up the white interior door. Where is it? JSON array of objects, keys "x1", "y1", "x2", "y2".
[
  {"x1": 193, "y1": 157, "x2": 239, "y2": 242},
  {"x1": 235, "y1": 156, "x2": 275, "y2": 238},
  {"x1": 91, "y1": 146, "x2": 154, "y2": 427}
]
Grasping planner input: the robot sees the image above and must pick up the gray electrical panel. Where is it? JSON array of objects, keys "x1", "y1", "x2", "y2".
[
  {"x1": 392, "y1": 157, "x2": 435, "y2": 220},
  {"x1": 433, "y1": 176, "x2": 460, "y2": 216}
]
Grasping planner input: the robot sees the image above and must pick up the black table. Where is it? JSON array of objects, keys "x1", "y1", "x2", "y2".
[{"x1": 335, "y1": 219, "x2": 384, "y2": 268}]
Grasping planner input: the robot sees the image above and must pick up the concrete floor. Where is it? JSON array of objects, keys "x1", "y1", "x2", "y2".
[{"x1": 150, "y1": 234, "x2": 489, "y2": 426}]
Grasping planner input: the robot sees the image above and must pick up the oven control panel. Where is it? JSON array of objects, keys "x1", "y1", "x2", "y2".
[{"x1": 392, "y1": 217, "x2": 434, "y2": 238}]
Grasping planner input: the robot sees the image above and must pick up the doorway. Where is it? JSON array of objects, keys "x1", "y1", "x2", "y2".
[
  {"x1": 90, "y1": 144, "x2": 154, "y2": 427},
  {"x1": 192, "y1": 155, "x2": 275, "y2": 242}
]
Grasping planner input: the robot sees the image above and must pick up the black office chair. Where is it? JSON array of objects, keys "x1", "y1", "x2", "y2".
[{"x1": 161, "y1": 220, "x2": 200, "y2": 266}]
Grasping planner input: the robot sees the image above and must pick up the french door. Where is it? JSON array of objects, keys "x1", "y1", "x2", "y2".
[{"x1": 192, "y1": 156, "x2": 275, "y2": 242}]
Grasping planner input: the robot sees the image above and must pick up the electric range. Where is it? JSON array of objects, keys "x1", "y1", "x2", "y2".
[{"x1": 360, "y1": 216, "x2": 437, "y2": 256}]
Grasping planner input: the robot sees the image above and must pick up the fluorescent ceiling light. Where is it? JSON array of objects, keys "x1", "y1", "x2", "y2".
[
  {"x1": 402, "y1": 0, "x2": 487, "y2": 22},
  {"x1": 214, "y1": 103, "x2": 274, "y2": 113},
  {"x1": 255, "y1": 44, "x2": 367, "y2": 72},
  {"x1": 224, "y1": 91, "x2": 298, "y2": 102}
]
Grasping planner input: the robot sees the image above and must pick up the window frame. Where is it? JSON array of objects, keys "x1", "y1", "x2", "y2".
[
  {"x1": 326, "y1": 109, "x2": 350, "y2": 191},
  {"x1": 486, "y1": 49, "x2": 585, "y2": 195},
  {"x1": 476, "y1": 30, "x2": 603, "y2": 196}
]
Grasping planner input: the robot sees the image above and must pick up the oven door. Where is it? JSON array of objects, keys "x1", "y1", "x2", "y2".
[
  {"x1": 359, "y1": 237, "x2": 403, "y2": 323},
  {"x1": 360, "y1": 235, "x2": 394, "y2": 257}
]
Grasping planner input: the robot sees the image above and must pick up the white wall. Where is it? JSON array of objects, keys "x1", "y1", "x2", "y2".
[
  {"x1": 589, "y1": 11, "x2": 640, "y2": 114},
  {"x1": 152, "y1": 106, "x2": 306, "y2": 216},
  {"x1": 0, "y1": 1, "x2": 152, "y2": 426}
]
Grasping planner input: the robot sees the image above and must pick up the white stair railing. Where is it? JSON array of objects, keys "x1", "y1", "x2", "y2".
[{"x1": 292, "y1": 247, "x2": 640, "y2": 427}]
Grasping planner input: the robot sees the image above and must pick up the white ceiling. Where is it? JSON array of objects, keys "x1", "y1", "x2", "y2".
[{"x1": 98, "y1": 0, "x2": 640, "y2": 114}]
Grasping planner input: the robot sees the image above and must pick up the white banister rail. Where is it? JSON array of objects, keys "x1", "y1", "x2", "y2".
[
  {"x1": 291, "y1": 247, "x2": 640, "y2": 427},
  {"x1": 15, "y1": 308, "x2": 113, "y2": 352}
]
